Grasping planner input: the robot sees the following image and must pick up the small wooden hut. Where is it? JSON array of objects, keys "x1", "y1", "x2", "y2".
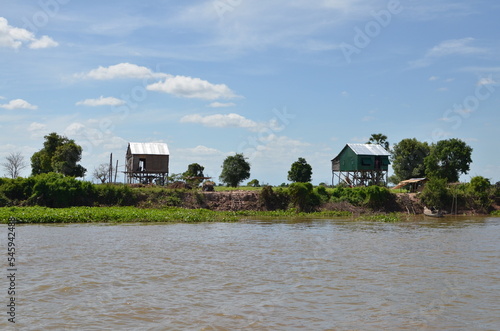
[
  {"x1": 331, "y1": 143, "x2": 390, "y2": 186},
  {"x1": 124, "y1": 142, "x2": 169, "y2": 185}
]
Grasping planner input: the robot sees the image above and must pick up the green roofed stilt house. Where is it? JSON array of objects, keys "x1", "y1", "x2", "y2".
[{"x1": 331, "y1": 143, "x2": 390, "y2": 187}]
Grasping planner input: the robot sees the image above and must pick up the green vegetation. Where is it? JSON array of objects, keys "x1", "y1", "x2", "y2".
[
  {"x1": 0, "y1": 206, "x2": 238, "y2": 223},
  {"x1": 419, "y1": 176, "x2": 497, "y2": 213},
  {"x1": 0, "y1": 173, "x2": 135, "y2": 208},
  {"x1": 356, "y1": 212, "x2": 405, "y2": 222},
  {"x1": 0, "y1": 206, "x2": 355, "y2": 224},
  {"x1": 328, "y1": 185, "x2": 395, "y2": 209},
  {"x1": 183, "y1": 163, "x2": 205, "y2": 186},
  {"x1": 390, "y1": 137, "x2": 473, "y2": 184},
  {"x1": 247, "y1": 179, "x2": 261, "y2": 187},
  {"x1": 219, "y1": 153, "x2": 251, "y2": 187},
  {"x1": 31, "y1": 132, "x2": 86, "y2": 177},
  {"x1": 288, "y1": 182, "x2": 319, "y2": 212},
  {"x1": 390, "y1": 138, "x2": 430, "y2": 183},
  {"x1": 424, "y1": 138, "x2": 473, "y2": 183},
  {"x1": 287, "y1": 157, "x2": 313, "y2": 183},
  {"x1": 366, "y1": 133, "x2": 390, "y2": 151}
]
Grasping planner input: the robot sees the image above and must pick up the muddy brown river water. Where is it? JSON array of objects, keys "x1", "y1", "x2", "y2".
[{"x1": 2, "y1": 217, "x2": 499, "y2": 330}]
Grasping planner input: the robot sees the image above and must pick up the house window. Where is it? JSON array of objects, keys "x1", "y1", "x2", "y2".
[
  {"x1": 361, "y1": 157, "x2": 372, "y2": 166},
  {"x1": 139, "y1": 158, "x2": 146, "y2": 171}
]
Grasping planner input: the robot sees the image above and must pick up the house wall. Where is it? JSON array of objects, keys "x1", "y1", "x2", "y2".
[
  {"x1": 127, "y1": 154, "x2": 169, "y2": 173},
  {"x1": 337, "y1": 147, "x2": 390, "y2": 171}
]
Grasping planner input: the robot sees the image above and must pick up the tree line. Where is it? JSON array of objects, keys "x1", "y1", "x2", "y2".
[{"x1": 0, "y1": 131, "x2": 485, "y2": 188}]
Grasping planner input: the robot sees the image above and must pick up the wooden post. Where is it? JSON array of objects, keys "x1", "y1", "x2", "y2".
[
  {"x1": 109, "y1": 153, "x2": 113, "y2": 184},
  {"x1": 114, "y1": 160, "x2": 119, "y2": 183}
]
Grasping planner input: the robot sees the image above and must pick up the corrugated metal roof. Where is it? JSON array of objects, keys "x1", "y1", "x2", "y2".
[
  {"x1": 347, "y1": 143, "x2": 390, "y2": 156},
  {"x1": 128, "y1": 142, "x2": 169, "y2": 155}
]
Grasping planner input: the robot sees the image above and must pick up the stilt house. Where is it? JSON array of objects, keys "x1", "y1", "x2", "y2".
[
  {"x1": 331, "y1": 143, "x2": 390, "y2": 186},
  {"x1": 125, "y1": 142, "x2": 169, "y2": 185}
]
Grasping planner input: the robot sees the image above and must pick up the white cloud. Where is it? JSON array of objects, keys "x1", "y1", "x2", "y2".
[
  {"x1": 29, "y1": 35, "x2": 59, "y2": 49},
  {"x1": 180, "y1": 113, "x2": 258, "y2": 130},
  {"x1": 0, "y1": 17, "x2": 57, "y2": 49},
  {"x1": 0, "y1": 99, "x2": 37, "y2": 110},
  {"x1": 176, "y1": 145, "x2": 224, "y2": 156},
  {"x1": 76, "y1": 96, "x2": 125, "y2": 107},
  {"x1": 429, "y1": 76, "x2": 439, "y2": 81},
  {"x1": 239, "y1": 133, "x2": 311, "y2": 163},
  {"x1": 147, "y1": 76, "x2": 239, "y2": 100},
  {"x1": 410, "y1": 38, "x2": 487, "y2": 68},
  {"x1": 208, "y1": 102, "x2": 236, "y2": 108},
  {"x1": 477, "y1": 77, "x2": 497, "y2": 86},
  {"x1": 76, "y1": 63, "x2": 168, "y2": 80},
  {"x1": 28, "y1": 122, "x2": 47, "y2": 138},
  {"x1": 28, "y1": 122, "x2": 47, "y2": 132},
  {"x1": 64, "y1": 122, "x2": 87, "y2": 136}
]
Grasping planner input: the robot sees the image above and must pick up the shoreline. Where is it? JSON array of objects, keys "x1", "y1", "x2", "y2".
[{"x1": 1, "y1": 205, "x2": 496, "y2": 224}]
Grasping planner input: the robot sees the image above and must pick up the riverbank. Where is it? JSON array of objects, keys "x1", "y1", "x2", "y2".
[
  {"x1": 0, "y1": 206, "x2": 354, "y2": 224},
  {"x1": 1, "y1": 175, "x2": 498, "y2": 222}
]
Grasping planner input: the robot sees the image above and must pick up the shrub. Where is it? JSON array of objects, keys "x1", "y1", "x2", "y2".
[
  {"x1": 29, "y1": 173, "x2": 95, "y2": 207},
  {"x1": 259, "y1": 186, "x2": 289, "y2": 211},
  {"x1": 314, "y1": 185, "x2": 330, "y2": 203},
  {"x1": 94, "y1": 184, "x2": 136, "y2": 206},
  {"x1": 465, "y1": 176, "x2": 493, "y2": 212},
  {"x1": 419, "y1": 177, "x2": 451, "y2": 210},
  {"x1": 0, "y1": 177, "x2": 35, "y2": 202},
  {"x1": 288, "y1": 182, "x2": 320, "y2": 212},
  {"x1": 363, "y1": 185, "x2": 393, "y2": 209}
]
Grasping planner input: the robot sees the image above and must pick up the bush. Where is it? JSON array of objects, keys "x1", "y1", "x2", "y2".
[
  {"x1": 288, "y1": 182, "x2": 320, "y2": 212},
  {"x1": 94, "y1": 184, "x2": 136, "y2": 206},
  {"x1": 465, "y1": 176, "x2": 493, "y2": 212},
  {"x1": 363, "y1": 186, "x2": 393, "y2": 209},
  {"x1": 419, "y1": 177, "x2": 451, "y2": 210},
  {"x1": 0, "y1": 177, "x2": 35, "y2": 202},
  {"x1": 314, "y1": 185, "x2": 330, "y2": 203},
  {"x1": 329, "y1": 186, "x2": 365, "y2": 205},
  {"x1": 259, "y1": 186, "x2": 289, "y2": 211},
  {"x1": 29, "y1": 173, "x2": 95, "y2": 207}
]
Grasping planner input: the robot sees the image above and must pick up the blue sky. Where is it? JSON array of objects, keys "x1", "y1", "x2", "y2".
[{"x1": 1, "y1": 0, "x2": 499, "y2": 185}]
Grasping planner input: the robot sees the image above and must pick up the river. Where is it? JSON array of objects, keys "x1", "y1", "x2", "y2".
[{"x1": 2, "y1": 217, "x2": 499, "y2": 330}]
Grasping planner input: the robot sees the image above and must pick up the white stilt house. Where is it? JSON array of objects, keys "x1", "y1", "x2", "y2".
[{"x1": 124, "y1": 142, "x2": 169, "y2": 185}]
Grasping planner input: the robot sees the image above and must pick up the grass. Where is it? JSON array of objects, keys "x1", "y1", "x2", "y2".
[
  {"x1": 0, "y1": 206, "x2": 239, "y2": 224},
  {"x1": 355, "y1": 212, "x2": 406, "y2": 222},
  {"x1": 491, "y1": 210, "x2": 500, "y2": 216},
  {"x1": 0, "y1": 206, "x2": 353, "y2": 224},
  {"x1": 213, "y1": 186, "x2": 264, "y2": 192}
]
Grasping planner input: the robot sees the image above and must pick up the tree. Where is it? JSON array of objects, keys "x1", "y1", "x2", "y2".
[
  {"x1": 287, "y1": 157, "x2": 312, "y2": 183},
  {"x1": 93, "y1": 163, "x2": 112, "y2": 184},
  {"x1": 419, "y1": 177, "x2": 450, "y2": 209},
  {"x1": 183, "y1": 163, "x2": 205, "y2": 186},
  {"x1": 219, "y1": 153, "x2": 250, "y2": 187},
  {"x1": 391, "y1": 138, "x2": 430, "y2": 182},
  {"x1": 247, "y1": 179, "x2": 260, "y2": 187},
  {"x1": 2, "y1": 152, "x2": 27, "y2": 178},
  {"x1": 424, "y1": 138, "x2": 472, "y2": 182},
  {"x1": 367, "y1": 133, "x2": 390, "y2": 151},
  {"x1": 467, "y1": 176, "x2": 492, "y2": 212},
  {"x1": 31, "y1": 132, "x2": 86, "y2": 177}
]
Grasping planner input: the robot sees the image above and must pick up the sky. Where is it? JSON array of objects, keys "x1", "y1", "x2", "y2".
[{"x1": 1, "y1": 0, "x2": 499, "y2": 185}]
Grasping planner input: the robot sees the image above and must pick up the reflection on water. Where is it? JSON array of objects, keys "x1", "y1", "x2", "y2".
[{"x1": 2, "y1": 217, "x2": 499, "y2": 330}]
